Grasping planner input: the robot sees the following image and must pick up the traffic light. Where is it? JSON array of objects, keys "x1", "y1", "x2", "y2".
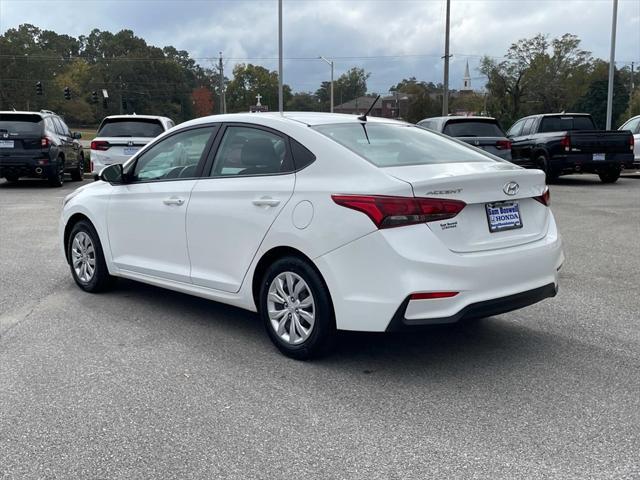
[
  {"x1": 63, "y1": 86, "x2": 71, "y2": 100},
  {"x1": 91, "y1": 91, "x2": 98, "y2": 104},
  {"x1": 36, "y1": 82, "x2": 43, "y2": 96}
]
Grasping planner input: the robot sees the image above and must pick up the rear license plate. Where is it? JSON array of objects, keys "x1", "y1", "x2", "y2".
[
  {"x1": 0, "y1": 140, "x2": 14, "y2": 148},
  {"x1": 486, "y1": 201, "x2": 523, "y2": 233},
  {"x1": 593, "y1": 153, "x2": 606, "y2": 161},
  {"x1": 124, "y1": 147, "x2": 139, "y2": 156}
]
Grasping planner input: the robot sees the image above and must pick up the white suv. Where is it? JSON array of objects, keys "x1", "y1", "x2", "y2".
[{"x1": 90, "y1": 115, "x2": 174, "y2": 174}]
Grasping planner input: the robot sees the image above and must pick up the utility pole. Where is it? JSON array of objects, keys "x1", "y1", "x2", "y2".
[
  {"x1": 631, "y1": 61, "x2": 635, "y2": 96},
  {"x1": 278, "y1": 0, "x2": 284, "y2": 114},
  {"x1": 319, "y1": 56, "x2": 334, "y2": 112},
  {"x1": 606, "y1": 0, "x2": 618, "y2": 130},
  {"x1": 218, "y1": 52, "x2": 225, "y2": 114},
  {"x1": 442, "y1": 0, "x2": 451, "y2": 116}
]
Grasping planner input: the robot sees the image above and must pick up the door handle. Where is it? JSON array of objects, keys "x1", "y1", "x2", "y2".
[
  {"x1": 163, "y1": 197, "x2": 185, "y2": 206},
  {"x1": 252, "y1": 196, "x2": 281, "y2": 207}
]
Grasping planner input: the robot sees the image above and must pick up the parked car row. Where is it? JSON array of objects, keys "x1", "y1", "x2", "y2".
[
  {"x1": 418, "y1": 112, "x2": 636, "y2": 183},
  {"x1": 0, "y1": 110, "x2": 175, "y2": 186}
]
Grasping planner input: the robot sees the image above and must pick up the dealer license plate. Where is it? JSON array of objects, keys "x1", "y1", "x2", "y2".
[
  {"x1": 593, "y1": 153, "x2": 606, "y2": 161},
  {"x1": 0, "y1": 140, "x2": 14, "y2": 148},
  {"x1": 124, "y1": 147, "x2": 139, "y2": 156},
  {"x1": 486, "y1": 201, "x2": 523, "y2": 233}
]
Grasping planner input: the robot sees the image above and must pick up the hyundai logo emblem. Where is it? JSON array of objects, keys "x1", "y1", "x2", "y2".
[
  {"x1": 127, "y1": 140, "x2": 134, "y2": 147},
  {"x1": 503, "y1": 182, "x2": 519, "y2": 196}
]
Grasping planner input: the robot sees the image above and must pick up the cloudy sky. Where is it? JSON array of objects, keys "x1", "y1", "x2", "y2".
[{"x1": 1, "y1": 0, "x2": 639, "y2": 94}]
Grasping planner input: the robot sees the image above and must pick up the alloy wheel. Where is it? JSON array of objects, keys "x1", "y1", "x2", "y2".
[
  {"x1": 71, "y1": 231, "x2": 96, "y2": 283},
  {"x1": 267, "y1": 271, "x2": 316, "y2": 345}
]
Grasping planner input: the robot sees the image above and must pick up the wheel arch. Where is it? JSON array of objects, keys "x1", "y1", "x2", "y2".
[{"x1": 63, "y1": 213, "x2": 93, "y2": 263}]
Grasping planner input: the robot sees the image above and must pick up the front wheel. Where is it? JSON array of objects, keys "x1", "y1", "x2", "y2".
[
  {"x1": 259, "y1": 256, "x2": 335, "y2": 360},
  {"x1": 598, "y1": 167, "x2": 621, "y2": 184},
  {"x1": 67, "y1": 220, "x2": 114, "y2": 292}
]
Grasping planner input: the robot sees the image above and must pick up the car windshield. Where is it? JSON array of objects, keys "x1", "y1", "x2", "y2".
[
  {"x1": 312, "y1": 123, "x2": 494, "y2": 167},
  {"x1": 0, "y1": 114, "x2": 43, "y2": 135},
  {"x1": 539, "y1": 116, "x2": 596, "y2": 132},
  {"x1": 98, "y1": 118, "x2": 164, "y2": 137},
  {"x1": 443, "y1": 120, "x2": 505, "y2": 137}
]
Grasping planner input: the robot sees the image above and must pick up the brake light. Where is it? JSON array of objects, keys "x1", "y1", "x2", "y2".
[
  {"x1": 331, "y1": 195, "x2": 466, "y2": 229},
  {"x1": 496, "y1": 140, "x2": 511, "y2": 150},
  {"x1": 90, "y1": 140, "x2": 110, "y2": 151},
  {"x1": 533, "y1": 187, "x2": 550, "y2": 206},
  {"x1": 630, "y1": 135, "x2": 635, "y2": 152},
  {"x1": 410, "y1": 291, "x2": 459, "y2": 300},
  {"x1": 41, "y1": 137, "x2": 51, "y2": 148},
  {"x1": 560, "y1": 135, "x2": 571, "y2": 152}
]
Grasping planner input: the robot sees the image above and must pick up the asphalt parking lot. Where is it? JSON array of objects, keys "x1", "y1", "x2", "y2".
[{"x1": 1, "y1": 174, "x2": 639, "y2": 479}]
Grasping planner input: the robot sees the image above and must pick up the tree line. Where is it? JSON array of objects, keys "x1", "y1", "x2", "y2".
[{"x1": 1, "y1": 25, "x2": 638, "y2": 129}]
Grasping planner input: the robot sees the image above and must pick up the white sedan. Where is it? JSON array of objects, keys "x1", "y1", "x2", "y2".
[{"x1": 61, "y1": 112, "x2": 564, "y2": 359}]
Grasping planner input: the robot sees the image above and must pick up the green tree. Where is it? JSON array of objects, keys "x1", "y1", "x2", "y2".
[
  {"x1": 573, "y1": 62, "x2": 629, "y2": 128},
  {"x1": 225, "y1": 63, "x2": 291, "y2": 113},
  {"x1": 286, "y1": 92, "x2": 319, "y2": 111},
  {"x1": 316, "y1": 67, "x2": 370, "y2": 110},
  {"x1": 389, "y1": 77, "x2": 440, "y2": 123}
]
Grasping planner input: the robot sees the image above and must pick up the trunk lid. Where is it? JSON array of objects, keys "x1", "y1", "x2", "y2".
[
  {"x1": 384, "y1": 162, "x2": 549, "y2": 253},
  {"x1": 91, "y1": 136, "x2": 153, "y2": 162}
]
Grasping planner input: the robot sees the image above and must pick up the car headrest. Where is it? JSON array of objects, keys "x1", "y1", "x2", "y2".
[{"x1": 240, "y1": 138, "x2": 280, "y2": 168}]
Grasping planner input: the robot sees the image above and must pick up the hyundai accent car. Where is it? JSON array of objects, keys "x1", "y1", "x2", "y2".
[
  {"x1": 90, "y1": 114, "x2": 174, "y2": 174},
  {"x1": 60, "y1": 112, "x2": 564, "y2": 359}
]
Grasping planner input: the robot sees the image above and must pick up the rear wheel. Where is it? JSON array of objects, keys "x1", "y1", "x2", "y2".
[
  {"x1": 535, "y1": 154, "x2": 557, "y2": 183},
  {"x1": 71, "y1": 154, "x2": 84, "y2": 181},
  {"x1": 48, "y1": 157, "x2": 64, "y2": 187},
  {"x1": 259, "y1": 256, "x2": 335, "y2": 360},
  {"x1": 598, "y1": 167, "x2": 621, "y2": 184},
  {"x1": 67, "y1": 220, "x2": 114, "y2": 292}
]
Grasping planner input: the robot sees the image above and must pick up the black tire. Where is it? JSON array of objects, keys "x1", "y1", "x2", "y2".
[
  {"x1": 535, "y1": 153, "x2": 557, "y2": 183},
  {"x1": 48, "y1": 157, "x2": 64, "y2": 187},
  {"x1": 259, "y1": 256, "x2": 335, "y2": 360},
  {"x1": 4, "y1": 174, "x2": 19, "y2": 183},
  {"x1": 598, "y1": 168, "x2": 621, "y2": 184},
  {"x1": 67, "y1": 220, "x2": 114, "y2": 292},
  {"x1": 71, "y1": 154, "x2": 84, "y2": 181}
]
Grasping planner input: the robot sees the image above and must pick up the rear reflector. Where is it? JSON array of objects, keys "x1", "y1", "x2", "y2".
[
  {"x1": 560, "y1": 135, "x2": 571, "y2": 152},
  {"x1": 90, "y1": 140, "x2": 110, "y2": 151},
  {"x1": 41, "y1": 137, "x2": 51, "y2": 148},
  {"x1": 496, "y1": 140, "x2": 512, "y2": 150},
  {"x1": 331, "y1": 194, "x2": 466, "y2": 229},
  {"x1": 630, "y1": 135, "x2": 635, "y2": 151},
  {"x1": 410, "y1": 291, "x2": 459, "y2": 300},
  {"x1": 533, "y1": 186, "x2": 551, "y2": 206}
]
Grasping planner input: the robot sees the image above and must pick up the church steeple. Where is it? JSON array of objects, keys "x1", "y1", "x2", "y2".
[{"x1": 462, "y1": 60, "x2": 472, "y2": 91}]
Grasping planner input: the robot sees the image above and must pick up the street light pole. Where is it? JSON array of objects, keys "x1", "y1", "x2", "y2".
[
  {"x1": 319, "y1": 56, "x2": 334, "y2": 112},
  {"x1": 278, "y1": 0, "x2": 284, "y2": 114},
  {"x1": 606, "y1": 0, "x2": 618, "y2": 130}
]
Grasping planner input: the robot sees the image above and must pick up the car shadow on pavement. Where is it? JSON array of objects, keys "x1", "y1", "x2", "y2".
[{"x1": 106, "y1": 278, "x2": 562, "y2": 377}]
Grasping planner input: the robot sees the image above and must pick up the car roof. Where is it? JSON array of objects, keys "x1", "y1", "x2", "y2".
[
  {"x1": 0, "y1": 110, "x2": 51, "y2": 117},
  {"x1": 102, "y1": 114, "x2": 171, "y2": 121},
  {"x1": 422, "y1": 116, "x2": 498, "y2": 122},
  {"x1": 179, "y1": 111, "x2": 410, "y2": 129}
]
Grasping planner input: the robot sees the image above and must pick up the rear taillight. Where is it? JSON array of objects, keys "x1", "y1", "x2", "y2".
[
  {"x1": 331, "y1": 195, "x2": 466, "y2": 229},
  {"x1": 533, "y1": 187, "x2": 550, "y2": 206},
  {"x1": 630, "y1": 135, "x2": 635, "y2": 152},
  {"x1": 90, "y1": 140, "x2": 110, "y2": 151},
  {"x1": 41, "y1": 137, "x2": 51, "y2": 148},
  {"x1": 496, "y1": 140, "x2": 512, "y2": 150},
  {"x1": 410, "y1": 291, "x2": 459, "y2": 300},
  {"x1": 560, "y1": 135, "x2": 571, "y2": 152}
]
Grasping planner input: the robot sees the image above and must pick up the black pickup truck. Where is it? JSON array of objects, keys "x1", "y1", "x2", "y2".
[{"x1": 506, "y1": 113, "x2": 635, "y2": 183}]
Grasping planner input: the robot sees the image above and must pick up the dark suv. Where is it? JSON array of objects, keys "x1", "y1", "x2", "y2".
[{"x1": 0, "y1": 110, "x2": 85, "y2": 187}]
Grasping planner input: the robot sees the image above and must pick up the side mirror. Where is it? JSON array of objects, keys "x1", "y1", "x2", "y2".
[
  {"x1": 99, "y1": 163, "x2": 125, "y2": 184},
  {"x1": 72, "y1": 132, "x2": 82, "y2": 139}
]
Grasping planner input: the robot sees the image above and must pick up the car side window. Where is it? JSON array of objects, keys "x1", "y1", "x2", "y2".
[
  {"x1": 52, "y1": 117, "x2": 65, "y2": 136},
  {"x1": 621, "y1": 117, "x2": 640, "y2": 134},
  {"x1": 132, "y1": 127, "x2": 215, "y2": 182},
  {"x1": 508, "y1": 119, "x2": 525, "y2": 137},
  {"x1": 521, "y1": 118, "x2": 535, "y2": 136},
  {"x1": 209, "y1": 126, "x2": 293, "y2": 177},
  {"x1": 290, "y1": 138, "x2": 316, "y2": 170},
  {"x1": 44, "y1": 117, "x2": 55, "y2": 133},
  {"x1": 418, "y1": 120, "x2": 434, "y2": 130},
  {"x1": 60, "y1": 119, "x2": 72, "y2": 137}
]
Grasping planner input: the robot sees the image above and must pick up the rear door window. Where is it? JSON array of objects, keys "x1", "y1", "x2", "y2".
[
  {"x1": 0, "y1": 114, "x2": 44, "y2": 135},
  {"x1": 443, "y1": 120, "x2": 505, "y2": 137},
  {"x1": 52, "y1": 117, "x2": 66, "y2": 136},
  {"x1": 521, "y1": 118, "x2": 536, "y2": 136},
  {"x1": 507, "y1": 119, "x2": 525, "y2": 137},
  {"x1": 98, "y1": 118, "x2": 165, "y2": 138}
]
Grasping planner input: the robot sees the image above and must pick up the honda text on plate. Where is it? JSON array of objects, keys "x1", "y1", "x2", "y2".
[{"x1": 60, "y1": 112, "x2": 564, "y2": 359}]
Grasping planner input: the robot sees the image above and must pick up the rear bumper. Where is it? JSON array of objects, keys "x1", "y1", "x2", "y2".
[
  {"x1": 0, "y1": 154, "x2": 57, "y2": 177},
  {"x1": 550, "y1": 153, "x2": 635, "y2": 172},
  {"x1": 315, "y1": 213, "x2": 564, "y2": 332},
  {"x1": 386, "y1": 282, "x2": 557, "y2": 331}
]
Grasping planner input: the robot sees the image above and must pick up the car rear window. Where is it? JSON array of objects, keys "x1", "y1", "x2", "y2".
[
  {"x1": 539, "y1": 116, "x2": 596, "y2": 132},
  {"x1": 312, "y1": 123, "x2": 494, "y2": 167},
  {"x1": 0, "y1": 114, "x2": 43, "y2": 135},
  {"x1": 97, "y1": 118, "x2": 164, "y2": 137},
  {"x1": 443, "y1": 120, "x2": 505, "y2": 137}
]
